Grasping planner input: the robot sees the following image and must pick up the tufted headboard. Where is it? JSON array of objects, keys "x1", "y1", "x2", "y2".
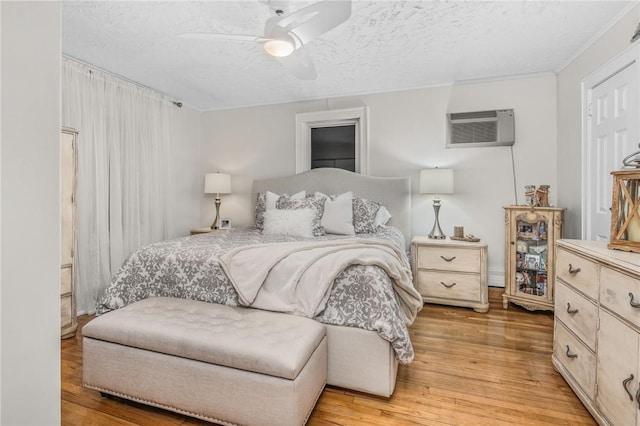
[{"x1": 251, "y1": 168, "x2": 412, "y2": 246}]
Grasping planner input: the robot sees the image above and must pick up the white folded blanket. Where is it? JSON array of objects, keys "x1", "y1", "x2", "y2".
[{"x1": 219, "y1": 238, "x2": 423, "y2": 323}]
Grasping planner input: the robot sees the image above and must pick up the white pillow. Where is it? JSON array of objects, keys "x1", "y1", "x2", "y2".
[
  {"x1": 374, "y1": 206, "x2": 392, "y2": 227},
  {"x1": 266, "y1": 190, "x2": 305, "y2": 211},
  {"x1": 315, "y1": 191, "x2": 355, "y2": 236},
  {"x1": 263, "y1": 208, "x2": 315, "y2": 238}
]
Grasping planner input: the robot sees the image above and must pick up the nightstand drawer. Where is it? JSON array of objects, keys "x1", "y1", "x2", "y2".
[
  {"x1": 415, "y1": 246, "x2": 480, "y2": 273},
  {"x1": 556, "y1": 248, "x2": 598, "y2": 300},
  {"x1": 416, "y1": 271, "x2": 481, "y2": 302},
  {"x1": 600, "y1": 266, "x2": 640, "y2": 328},
  {"x1": 553, "y1": 320, "x2": 595, "y2": 400},
  {"x1": 555, "y1": 281, "x2": 597, "y2": 350}
]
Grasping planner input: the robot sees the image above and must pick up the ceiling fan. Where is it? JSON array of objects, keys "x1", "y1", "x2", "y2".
[{"x1": 178, "y1": 0, "x2": 352, "y2": 80}]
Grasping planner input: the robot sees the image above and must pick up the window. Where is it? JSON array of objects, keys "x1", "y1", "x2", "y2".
[
  {"x1": 295, "y1": 107, "x2": 368, "y2": 174},
  {"x1": 311, "y1": 125, "x2": 356, "y2": 171}
]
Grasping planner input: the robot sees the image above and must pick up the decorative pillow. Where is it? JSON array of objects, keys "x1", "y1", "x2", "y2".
[
  {"x1": 255, "y1": 190, "x2": 305, "y2": 230},
  {"x1": 266, "y1": 190, "x2": 305, "y2": 210},
  {"x1": 374, "y1": 205, "x2": 392, "y2": 227},
  {"x1": 315, "y1": 191, "x2": 355, "y2": 236},
  {"x1": 254, "y1": 193, "x2": 267, "y2": 229},
  {"x1": 263, "y1": 209, "x2": 315, "y2": 238},
  {"x1": 353, "y1": 197, "x2": 381, "y2": 234},
  {"x1": 277, "y1": 194, "x2": 326, "y2": 236}
]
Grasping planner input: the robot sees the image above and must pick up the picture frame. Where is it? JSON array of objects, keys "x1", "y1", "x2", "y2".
[
  {"x1": 219, "y1": 218, "x2": 231, "y2": 230},
  {"x1": 524, "y1": 253, "x2": 540, "y2": 271}
]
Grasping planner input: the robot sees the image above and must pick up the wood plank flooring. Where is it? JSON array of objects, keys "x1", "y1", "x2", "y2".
[{"x1": 61, "y1": 289, "x2": 595, "y2": 425}]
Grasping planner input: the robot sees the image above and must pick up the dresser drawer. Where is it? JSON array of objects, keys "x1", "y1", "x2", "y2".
[
  {"x1": 415, "y1": 246, "x2": 480, "y2": 273},
  {"x1": 553, "y1": 321, "x2": 596, "y2": 399},
  {"x1": 556, "y1": 248, "x2": 598, "y2": 300},
  {"x1": 555, "y1": 281, "x2": 597, "y2": 350},
  {"x1": 416, "y1": 271, "x2": 481, "y2": 302},
  {"x1": 600, "y1": 266, "x2": 640, "y2": 328}
]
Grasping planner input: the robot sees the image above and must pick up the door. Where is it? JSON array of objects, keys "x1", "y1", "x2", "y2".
[{"x1": 584, "y1": 45, "x2": 640, "y2": 241}]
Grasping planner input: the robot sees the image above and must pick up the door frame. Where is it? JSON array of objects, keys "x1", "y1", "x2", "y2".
[
  {"x1": 295, "y1": 107, "x2": 369, "y2": 175},
  {"x1": 581, "y1": 42, "x2": 640, "y2": 239}
]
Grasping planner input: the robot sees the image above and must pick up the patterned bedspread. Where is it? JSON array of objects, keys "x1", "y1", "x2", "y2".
[{"x1": 96, "y1": 226, "x2": 420, "y2": 363}]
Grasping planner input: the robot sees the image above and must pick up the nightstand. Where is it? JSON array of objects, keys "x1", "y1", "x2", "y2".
[
  {"x1": 411, "y1": 237, "x2": 489, "y2": 313},
  {"x1": 190, "y1": 228, "x2": 216, "y2": 235}
]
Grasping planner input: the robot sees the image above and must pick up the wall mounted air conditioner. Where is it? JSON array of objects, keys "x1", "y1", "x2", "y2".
[{"x1": 446, "y1": 109, "x2": 515, "y2": 148}]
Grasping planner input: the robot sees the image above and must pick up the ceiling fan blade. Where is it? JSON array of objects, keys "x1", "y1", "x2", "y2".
[
  {"x1": 265, "y1": 0, "x2": 351, "y2": 48},
  {"x1": 276, "y1": 52, "x2": 317, "y2": 80},
  {"x1": 177, "y1": 33, "x2": 268, "y2": 43}
]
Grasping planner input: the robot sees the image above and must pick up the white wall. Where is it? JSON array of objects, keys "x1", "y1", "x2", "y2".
[
  {"x1": 201, "y1": 75, "x2": 558, "y2": 286},
  {"x1": 170, "y1": 105, "x2": 202, "y2": 238},
  {"x1": 557, "y1": 4, "x2": 640, "y2": 239},
  {"x1": 1, "y1": 2, "x2": 61, "y2": 424}
]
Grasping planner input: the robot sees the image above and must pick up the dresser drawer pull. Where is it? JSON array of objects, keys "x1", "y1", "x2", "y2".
[
  {"x1": 440, "y1": 255, "x2": 456, "y2": 262},
  {"x1": 565, "y1": 345, "x2": 578, "y2": 359},
  {"x1": 568, "y1": 264, "x2": 581, "y2": 274},
  {"x1": 440, "y1": 282, "x2": 456, "y2": 289},
  {"x1": 636, "y1": 382, "x2": 640, "y2": 408},
  {"x1": 629, "y1": 293, "x2": 640, "y2": 308},
  {"x1": 566, "y1": 303, "x2": 579, "y2": 315},
  {"x1": 623, "y1": 374, "x2": 634, "y2": 401}
]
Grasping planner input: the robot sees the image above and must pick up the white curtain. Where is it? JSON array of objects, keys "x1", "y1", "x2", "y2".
[{"x1": 61, "y1": 57, "x2": 174, "y2": 314}]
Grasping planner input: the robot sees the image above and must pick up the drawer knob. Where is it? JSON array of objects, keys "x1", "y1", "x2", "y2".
[
  {"x1": 440, "y1": 255, "x2": 456, "y2": 262},
  {"x1": 440, "y1": 282, "x2": 456, "y2": 289},
  {"x1": 568, "y1": 264, "x2": 581, "y2": 274},
  {"x1": 565, "y1": 345, "x2": 578, "y2": 359},
  {"x1": 566, "y1": 303, "x2": 579, "y2": 315},
  {"x1": 623, "y1": 374, "x2": 635, "y2": 401},
  {"x1": 629, "y1": 293, "x2": 640, "y2": 308}
]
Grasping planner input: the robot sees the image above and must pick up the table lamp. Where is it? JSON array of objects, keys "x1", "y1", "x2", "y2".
[
  {"x1": 420, "y1": 168, "x2": 454, "y2": 239},
  {"x1": 204, "y1": 172, "x2": 231, "y2": 229}
]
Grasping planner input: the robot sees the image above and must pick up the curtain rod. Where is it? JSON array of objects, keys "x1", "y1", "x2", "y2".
[{"x1": 62, "y1": 54, "x2": 183, "y2": 108}]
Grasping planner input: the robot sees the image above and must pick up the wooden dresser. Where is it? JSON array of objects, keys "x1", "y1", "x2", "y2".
[
  {"x1": 411, "y1": 237, "x2": 489, "y2": 313},
  {"x1": 553, "y1": 239, "x2": 640, "y2": 425}
]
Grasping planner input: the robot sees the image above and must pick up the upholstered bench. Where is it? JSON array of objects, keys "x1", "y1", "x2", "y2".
[{"x1": 82, "y1": 297, "x2": 327, "y2": 426}]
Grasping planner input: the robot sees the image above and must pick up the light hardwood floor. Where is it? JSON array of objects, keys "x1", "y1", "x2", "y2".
[{"x1": 61, "y1": 289, "x2": 595, "y2": 425}]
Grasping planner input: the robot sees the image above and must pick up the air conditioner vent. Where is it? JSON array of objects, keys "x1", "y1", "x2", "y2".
[
  {"x1": 449, "y1": 110, "x2": 497, "y2": 120},
  {"x1": 447, "y1": 109, "x2": 514, "y2": 148},
  {"x1": 451, "y1": 122, "x2": 497, "y2": 144}
]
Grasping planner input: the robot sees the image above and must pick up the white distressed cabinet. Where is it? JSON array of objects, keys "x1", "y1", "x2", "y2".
[
  {"x1": 503, "y1": 206, "x2": 564, "y2": 311},
  {"x1": 553, "y1": 239, "x2": 640, "y2": 425},
  {"x1": 61, "y1": 128, "x2": 78, "y2": 339}
]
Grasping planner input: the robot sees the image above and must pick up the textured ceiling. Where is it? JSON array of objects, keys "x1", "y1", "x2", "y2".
[{"x1": 62, "y1": 1, "x2": 635, "y2": 111}]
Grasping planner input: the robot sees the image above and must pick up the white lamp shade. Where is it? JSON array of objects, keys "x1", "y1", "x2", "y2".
[
  {"x1": 204, "y1": 173, "x2": 231, "y2": 194},
  {"x1": 420, "y1": 168, "x2": 454, "y2": 194}
]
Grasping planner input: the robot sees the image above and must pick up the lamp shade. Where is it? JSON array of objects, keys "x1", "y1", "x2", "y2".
[
  {"x1": 420, "y1": 168, "x2": 454, "y2": 194},
  {"x1": 204, "y1": 173, "x2": 231, "y2": 194}
]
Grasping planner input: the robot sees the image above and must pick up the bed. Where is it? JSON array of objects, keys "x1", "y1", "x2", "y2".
[{"x1": 96, "y1": 168, "x2": 421, "y2": 397}]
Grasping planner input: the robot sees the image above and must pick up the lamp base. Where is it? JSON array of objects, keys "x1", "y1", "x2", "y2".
[
  {"x1": 211, "y1": 197, "x2": 221, "y2": 230},
  {"x1": 428, "y1": 198, "x2": 447, "y2": 239}
]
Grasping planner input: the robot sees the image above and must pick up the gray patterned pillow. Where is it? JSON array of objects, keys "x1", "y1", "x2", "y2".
[
  {"x1": 353, "y1": 197, "x2": 381, "y2": 234},
  {"x1": 254, "y1": 192, "x2": 267, "y2": 229},
  {"x1": 277, "y1": 195, "x2": 326, "y2": 236}
]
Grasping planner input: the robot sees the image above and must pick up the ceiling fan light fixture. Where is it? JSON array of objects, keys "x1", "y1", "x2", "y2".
[{"x1": 263, "y1": 38, "x2": 295, "y2": 57}]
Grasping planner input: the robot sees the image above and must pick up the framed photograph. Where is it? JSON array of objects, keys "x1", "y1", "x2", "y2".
[
  {"x1": 524, "y1": 253, "x2": 540, "y2": 271},
  {"x1": 219, "y1": 218, "x2": 231, "y2": 230}
]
